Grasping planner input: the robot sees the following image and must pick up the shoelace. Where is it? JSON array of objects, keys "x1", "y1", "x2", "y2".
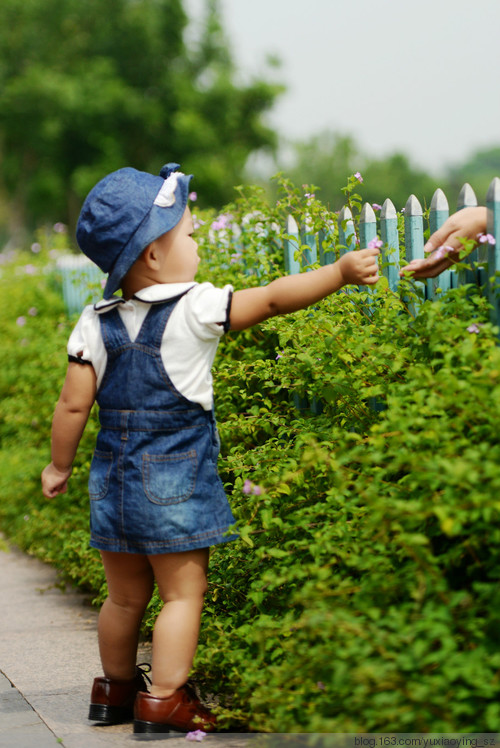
[{"x1": 136, "y1": 662, "x2": 152, "y2": 688}]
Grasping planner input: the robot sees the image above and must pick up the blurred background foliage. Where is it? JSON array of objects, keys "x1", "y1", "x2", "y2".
[
  {"x1": 0, "y1": 0, "x2": 499, "y2": 248},
  {"x1": 0, "y1": 0, "x2": 282, "y2": 242}
]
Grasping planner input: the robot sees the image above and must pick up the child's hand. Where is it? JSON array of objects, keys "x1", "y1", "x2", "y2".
[
  {"x1": 41, "y1": 462, "x2": 72, "y2": 498},
  {"x1": 338, "y1": 247, "x2": 380, "y2": 286}
]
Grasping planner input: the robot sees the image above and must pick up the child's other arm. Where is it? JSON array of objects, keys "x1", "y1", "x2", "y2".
[
  {"x1": 229, "y1": 247, "x2": 379, "y2": 331},
  {"x1": 400, "y1": 207, "x2": 487, "y2": 279},
  {"x1": 41, "y1": 362, "x2": 97, "y2": 498}
]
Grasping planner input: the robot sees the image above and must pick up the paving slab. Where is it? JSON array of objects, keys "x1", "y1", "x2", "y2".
[{"x1": 0, "y1": 541, "x2": 258, "y2": 747}]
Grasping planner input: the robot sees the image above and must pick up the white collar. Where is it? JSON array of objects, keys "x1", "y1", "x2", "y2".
[{"x1": 94, "y1": 283, "x2": 197, "y2": 312}]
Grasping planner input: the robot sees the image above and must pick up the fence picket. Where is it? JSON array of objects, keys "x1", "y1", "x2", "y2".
[
  {"x1": 429, "y1": 188, "x2": 451, "y2": 296},
  {"x1": 338, "y1": 206, "x2": 356, "y2": 255},
  {"x1": 301, "y1": 225, "x2": 318, "y2": 268},
  {"x1": 487, "y1": 177, "x2": 500, "y2": 323},
  {"x1": 379, "y1": 198, "x2": 399, "y2": 291},
  {"x1": 457, "y1": 183, "x2": 480, "y2": 286},
  {"x1": 404, "y1": 194, "x2": 424, "y2": 263},
  {"x1": 284, "y1": 214, "x2": 301, "y2": 275},
  {"x1": 457, "y1": 182, "x2": 478, "y2": 210},
  {"x1": 359, "y1": 203, "x2": 377, "y2": 248}
]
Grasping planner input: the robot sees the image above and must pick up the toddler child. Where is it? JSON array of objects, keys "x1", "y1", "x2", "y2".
[{"x1": 41, "y1": 162, "x2": 379, "y2": 735}]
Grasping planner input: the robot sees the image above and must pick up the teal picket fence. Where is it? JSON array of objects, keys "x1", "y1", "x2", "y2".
[
  {"x1": 56, "y1": 253, "x2": 105, "y2": 316},
  {"x1": 58, "y1": 176, "x2": 500, "y2": 320},
  {"x1": 284, "y1": 176, "x2": 500, "y2": 323}
]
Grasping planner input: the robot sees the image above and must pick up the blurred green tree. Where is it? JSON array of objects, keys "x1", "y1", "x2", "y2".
[
  {"x1": 446, "y1": 146, "x2": 500, "y2": 205},
  {"x1": 0, "y1": 0, "x2": 282, "y2": 239},
  {"x1": 283, "y1": 130, "x2": 440, "y2": 212}
]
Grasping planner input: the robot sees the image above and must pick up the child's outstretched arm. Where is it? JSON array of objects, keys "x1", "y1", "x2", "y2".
[
  {"x1": 400, "y1": 207, "x2": 487, "y2": 279},
  {"x1": 229, "y1": 247, "x2": 379, "y2": 330},
  {"x1": 41, "y1": 362, "x2": 97, "y2": 498}
]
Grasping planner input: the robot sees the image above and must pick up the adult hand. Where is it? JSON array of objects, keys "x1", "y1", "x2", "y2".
[{"x1": 400, "y1": 207, "x2": 487, "y2": 279}]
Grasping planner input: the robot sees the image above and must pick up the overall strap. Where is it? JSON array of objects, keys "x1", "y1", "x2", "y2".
[
  {"x1": 134, "y1": 292, "x2": 190, "y2": 350},
  {"x1": 99, "y1": 307, "x2": 131, "y2": 351}
]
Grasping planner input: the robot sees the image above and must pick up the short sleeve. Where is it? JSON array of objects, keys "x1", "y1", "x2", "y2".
[
  {"x1": 66, "y1": 305, "x2": 106, "y2": 374},
  {"x1": 182, "y1": 282, "x2": 233, "y2": 341}
]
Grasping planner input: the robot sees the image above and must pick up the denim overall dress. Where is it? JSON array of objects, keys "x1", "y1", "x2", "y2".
[{"x1": 87, "y1": 294, "x2": 236, "y2": 554}]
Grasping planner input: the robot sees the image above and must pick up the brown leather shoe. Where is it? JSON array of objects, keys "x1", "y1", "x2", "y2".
[
  {"x1": 88, "y1": 663, "x2": 151, "y2": 724},
  {"x1": 134, "y1": 683, "x2": 217, "y2": 734}
]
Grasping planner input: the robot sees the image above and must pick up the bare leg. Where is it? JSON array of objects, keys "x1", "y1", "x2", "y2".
[
  {"x1": 98, "y1": 551, "x2": 155, "y2": 680},
  {"x1": 148, "y1": 548, "x2": 209, "y2": 698}
]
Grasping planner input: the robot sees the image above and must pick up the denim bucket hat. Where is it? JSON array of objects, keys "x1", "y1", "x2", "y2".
[{"x1": 76, "y1": 163, "x2": 193, "y2": 299}]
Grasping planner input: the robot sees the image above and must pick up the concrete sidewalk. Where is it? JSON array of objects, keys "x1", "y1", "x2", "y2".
[{"x1": 0, "y1": 540, "x2": 251, "y2": 748}]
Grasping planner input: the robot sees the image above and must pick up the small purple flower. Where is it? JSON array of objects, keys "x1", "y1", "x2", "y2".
[
  {"x1": 354, "y1": 171, "x2": 363, "y2": 183},
  {"x1": 53, "y1": 222, "x2": 66, "y2": 233},
  {"x1": 189, "y1": 192, "x2": 197, "y2": 202},
  {"x1": 243, "y1": 479, "x2": 262, "y2": 496},
  {"x1": 432, "y1": 245, "x2": 454, "y2": 261},
  {"x1": 24, "y1": 264, "x2": 37, "y2": 275},
  {"x1": 478, "y1": 233, "x2": 496, "y2": 245},
  {"x1": 16, "y1": 316, "x2": 26, "y2": 327},
  {"x1": 186, "y1": 730, "x2": 207, "y2": 742},
  {"x1": 211, "y1": 214, "x2": 231, "y2": 231},
  {"x1": 28, "y1": 307, "x2": 38, "y2": 316},
  {"x1": 368, "y1": 238, "x2": 383, "y2": 250},
  {"x1": 372, "y1": 203, "x2": 382, "y2": 211},
  {"x1": 275, "y1": 351, "x2": 284, "y2": 360},
  {"x1": 317, "y1": 682, "x2": 326, "y2": 690},
  {"x1": 467, "y1": 323, "x2": 482, "y2": 334},
  {"x1": 304, "y1": 192, "x2": 315, "y2": 200},
  {"x1": 31, "y1": 242, "x2": 41, "y2": 254}
]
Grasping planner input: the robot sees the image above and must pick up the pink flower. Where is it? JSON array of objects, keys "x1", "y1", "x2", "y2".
[
  {"x1": 243, "y1": 479, "x2": 262, "y2": 496},
  {"x1": 24, "y1": 264, "x2": 37, "y2": 275},
  {"x1": 432, "y1": 245, "x2": 454, "y2": 261},
  {"x1": 368, "y1": 238, "x2": 382, "y2": 249},
  {"x1": 372, "y1": 203, "x2": 382, "y2": 211},
  {"x1": 189, "y1": 192, "x2": 197, "y2": 202},
  {"x1": 467, "y1": 323, "x2": 482, "y2": 334},
  {"x1": 211, "y1": 214, "x2": 231, "y2": 231},
  {"x1": 478, "y1": 233, "x2": 496, "y2": 245},
  {"x1": 354, "y1": 171, "x2": 363, "y2": 182},
  {"x1": 53, "y1": 222, "x2": 66, "y2": 233},
  {"x1": 31, "y1": 242, "x2": 41, "y2": 253},
  {"x1": 275, "y1": 351, "x2": 284, "y2": 360},
  {"x1": 16, "y1": 316, "x2": 26, "y2": 327},
  {"x1": 28, "y1": 307, "x2": 38, "y2": 316},
  {"x1": 186, "y1": 730, "x2": 206, "y2": 741}
]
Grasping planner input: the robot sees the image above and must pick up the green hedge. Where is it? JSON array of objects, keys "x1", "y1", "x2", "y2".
[{"x1": 1, "y1": 184, "x2": 500, "y2": 732}]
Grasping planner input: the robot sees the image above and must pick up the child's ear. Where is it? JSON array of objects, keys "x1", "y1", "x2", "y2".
[{"x1": 142, "y1": 242, "x2": 160, "y2": 269}]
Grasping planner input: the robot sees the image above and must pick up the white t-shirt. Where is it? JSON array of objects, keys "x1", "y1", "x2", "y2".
[{"x1": 67, "y1": 282, "x2": 233, "y2": 411}]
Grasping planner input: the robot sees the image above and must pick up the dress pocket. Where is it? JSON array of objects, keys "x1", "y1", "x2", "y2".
[
  {"x1": 142, "y1": 449, "x2": 197, "y2": 505},
  {"x1": 88, "y1": 450, "x2": 113, "y2": 501}
]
